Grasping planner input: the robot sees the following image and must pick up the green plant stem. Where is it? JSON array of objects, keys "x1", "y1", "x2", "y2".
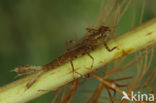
[{"x1": 0, "y1": 18, "x2": 156, "y2": 103}]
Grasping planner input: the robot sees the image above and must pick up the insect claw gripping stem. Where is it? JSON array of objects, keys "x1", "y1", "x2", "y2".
[
  {"x1": 70, "y1": 60, "x2": 84, "y2": 79},
  {"x1": 66, "y1": 40, "x2": 81, "y2": 79},
  {"x1": 87, "y1": 52, "x2": 94, "y2": 69},
  {"x1": 69, "y1": 60, "x2": 76, "y2": 79},
  {"x1": 103, "y1": 41, "x2": 118, "y2": 52}
]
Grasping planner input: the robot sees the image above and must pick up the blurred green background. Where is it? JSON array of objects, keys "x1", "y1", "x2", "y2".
[{"x1": 0, "y1": 0, "x2": 156, "y2": 103}]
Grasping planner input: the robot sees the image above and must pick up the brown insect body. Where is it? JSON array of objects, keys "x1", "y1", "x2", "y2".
[
  {"x1": 43, "y1": 26, "x2": 111, "y2": 71},
  {"x1": 14, "y1": 26, "x2": 114, "y2": 88}
]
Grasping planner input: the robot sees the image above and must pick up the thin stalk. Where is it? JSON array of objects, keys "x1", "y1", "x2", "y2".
[{"x1": 0, "y1": 18, "x2": 156, "y2": 103}]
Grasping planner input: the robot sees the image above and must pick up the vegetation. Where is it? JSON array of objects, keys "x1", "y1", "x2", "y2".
[{"x1": 0, "y1": 0, "x2": 155, "y2": 103}]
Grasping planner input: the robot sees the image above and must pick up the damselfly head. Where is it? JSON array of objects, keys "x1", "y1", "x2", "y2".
[
  {"x1": 86, "y1": 26, "x2": 111, "y2": 41},
  {"x1": 96, "y1": 26, "x2": 111, "y2": 39}
]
